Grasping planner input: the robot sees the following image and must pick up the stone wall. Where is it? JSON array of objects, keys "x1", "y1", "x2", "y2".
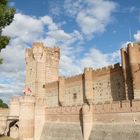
[
  {"x1": 89, "y1": 100, "x2": 140, "y2": 140},
  {"x1": 0, "y1": 108, "x2": 9, "y2": 135},
  {"x1": 46, "y1": 81, "x2": 59, "y2": 107},
  {"x1": 45, "y1": 106, "x2": 82, "y2": 122},
  {"x1": 45, "y1": 74, "x2": 84, "y2": 107},
  {"x1": 40, "y1": 122, "x2": 83, "y2": 140},
  {"x1": 40, "y1": 100, "x2": 140, "y2": 140},
  {"x1": 92, "y1": 63, "x2": 125, "y2": 103},
  {"x1": 89, "y1": 124, "x2": 140, "y2": 140},
  {"x1": 40, "y1": 106, "x2": 83, "y2": 140},
  {"x1": 45, "y1": 63, "x2": 126, "y2": 106},
  {"x1": 9, "y1": 97, "x2": 19, "y2": 117},
  {"x1": 19, "y1": 96, "x2": 35, "y2": 140},
  {"x1": 65, "y1": 74, "x2": 84, "y2": 106}
]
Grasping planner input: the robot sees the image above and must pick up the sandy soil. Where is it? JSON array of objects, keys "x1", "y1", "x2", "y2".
[{"x1": 0, "y1": 136, "x2": 18, "y2": 140}]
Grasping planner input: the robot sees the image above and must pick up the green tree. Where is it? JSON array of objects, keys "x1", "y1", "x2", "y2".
[
  {"x1": 0, "y1": 99, "x2": 8, "y2": 108},
  {"x1": 0, "y1": 0, "x2": 15, "y2": 64}
]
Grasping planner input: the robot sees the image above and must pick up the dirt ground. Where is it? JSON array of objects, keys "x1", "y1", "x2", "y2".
[{"x1": 0, "y1": 136, "x2": 18, "y2": 140}]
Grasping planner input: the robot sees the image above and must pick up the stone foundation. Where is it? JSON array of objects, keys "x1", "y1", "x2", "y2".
[
  {"x1": 89, "y1": 123, "x2": 140, "y2": 140},
  {"x1": 40, "y1": 122, "x2": 83, "y2": 140}
]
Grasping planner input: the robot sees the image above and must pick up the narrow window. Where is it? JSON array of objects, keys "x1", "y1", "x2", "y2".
[{"x1": 73, "y1": 93, "x2": 77, "y2": 100}]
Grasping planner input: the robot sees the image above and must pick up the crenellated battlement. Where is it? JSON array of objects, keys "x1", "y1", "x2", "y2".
[
  {"x1": 0, "y1": 108, "x2": 9, "y2": 116},
  {"x1": 45, "y1": 99, "x2": 140, "y2": 115},
  {"x1": 92, "y1": 100, "x2": 140, "y2": 114},
  {"x1": 84, "y1": 67, "x2": 93, "y2": 72},
  {"x1": 93, "y1": 63, "x2": 121, "y2": 74},
  {"x1": 46, "y1": 105, "x2": 82, "y2": 114},
  {"x1": 25, "y1": 42, "x2": 60, "y2": 63},
  {"x1": 10, "y1": 97, "x2": 19, "y2": 104},
  {"x1": 65, "y1": 74, "x2": 83, "y2": 83},
  {"x1": 19, "y1": 95, "x2": 35, "y2": 104}
]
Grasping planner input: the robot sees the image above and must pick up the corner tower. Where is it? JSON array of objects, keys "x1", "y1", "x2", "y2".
[
  {"x1": 25, "y1": 42, "x2": 60, "y2": 98},
  {"x1": 121, "y1": 42, "x2": 140, "y2": 100},
  {"x1": 127, "y1": 43, "x2": 140, "y2": 100}
]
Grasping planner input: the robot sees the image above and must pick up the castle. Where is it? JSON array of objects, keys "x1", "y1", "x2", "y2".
[{"x1": 0, "y1": 42, "x2": 140, "y2": 140}]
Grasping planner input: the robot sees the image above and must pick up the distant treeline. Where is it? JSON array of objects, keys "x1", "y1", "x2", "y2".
[{"x1": 0, "y1": 99, "x2": 8, "y2": 108}]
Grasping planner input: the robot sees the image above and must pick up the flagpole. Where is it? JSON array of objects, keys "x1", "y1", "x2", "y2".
[{"x1": 129, "y1": 28, "x2": 132, "y2": 41}]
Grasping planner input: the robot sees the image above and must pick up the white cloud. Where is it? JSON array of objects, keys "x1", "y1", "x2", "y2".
[
  {"x1": 64, "y1": 0, "x2": 117, "y2": 36},
  {"x1": 60, "y1": 47, "x2": 120, "y2": 77},
  {"x1": 81, "y1": 48, "x2": 109, "y2": 68},
  {"x1": 40, "y1": 16, "x2": 58, "y2": 30},
  {"x1": 47, "y1": 30, "x2": 72, "y2": 40},
  {"x1": 134, "y1": 30, "x2": 140, "y2": 41},
  {"x1": 3, "y1": 13, "x2": 44, "y2": 43},
  {"x1": 48, "y1": 1, "x2": 62, "y2": 16}
]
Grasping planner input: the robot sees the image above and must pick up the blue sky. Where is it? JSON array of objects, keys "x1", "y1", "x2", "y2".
[
  {"x1": 10, "y1": 0, "x2": 140, "y2": 52},
  {"x1": 0, "y1": 0, "x2": 140, "y2": 103}
]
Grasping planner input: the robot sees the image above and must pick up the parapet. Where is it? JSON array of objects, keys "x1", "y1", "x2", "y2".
[
  {"x1": 0, "y1": 108, "x2": 9, "y2": 116},
  {"x1": 25, "y1": 42, "x2": 60, "y2": 62},
  {"x1": 19, "y1": 95, "x2": 35, "y2": 104},
  {"x1": 10, "y1": 97, "x2": 19, "y2": 105},
  {"x1": 93, "y1": 63, "x2": 122, "y2": 75},
  {"x1": 123, "y1": 42, "x2": 140, "y2": 52},
  {"x1": 46, "y1": 105, "x2": 82, "y2": 114},
  {"x1": 65, "y1": 74, "x2": 83, "y2": 84},
  {"x1": 84, "y1": 67, "x2": 93, "y2": 72},
  {"x1": 32, "y1": 42, "x2": 43, "y2": 48}
]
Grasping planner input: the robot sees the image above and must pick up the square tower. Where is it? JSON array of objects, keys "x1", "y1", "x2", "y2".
[
  {"x1": 121, "y1": 42, "x2": 140, "y2": 100},
  {"x1": 25, "y1": 42, "x2": 60, "y2": 98}
]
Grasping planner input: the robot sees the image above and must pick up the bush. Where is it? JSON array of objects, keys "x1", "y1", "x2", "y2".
[{"x1": 0, "y1": 99, "x2": 8, "y2": 108}]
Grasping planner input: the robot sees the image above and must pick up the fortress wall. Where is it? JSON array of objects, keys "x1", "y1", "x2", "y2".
[
  {"x1": 0, "y1": 108, "x2": 9, "y2": 135},
  {"x1": 42, "y1": 100, "x2": 140, "y2": 140},
  {"x1": 45, "y1": 106, "x2": 82, "y2": 122},
  {"x1": 9, "y1": 97, "x2": 19, "y2": 116},
  {"x1": 92, "y1": 63, "x2": 126, "y2": 104},
  {"x1": 64, "y1": 74, "x2": 84, "y2": 106},
  {"x1": 45, "y1": 63, "x2": 126, "y2": 108},
  {"x1": 39, "y1": 99, "x2": 140, "y2": 140},
  {"x1": 45, "y1": 74, "x2": 84, "y2": 107},
  {"x1": 0, "y1": 108, "x2": 9, "y2": 116},
  {"x1": 92, "y1": 100, "x2": 140, "y2": 115},
  {"x1": 19, "y1": 96, "x2": 35, "y2": 140},
  {"x1": 46, "y1": 81, "x2": 59, "y2": 107},
  {"x1": 40, "y1": 106, "x2": 83, "y2": 140},
  {"x1": 89, "y1": 100, "x2": 140, "y2": 140},
  {"x1": 89, "y1": 124, "x2": 140, "y2": 140}
]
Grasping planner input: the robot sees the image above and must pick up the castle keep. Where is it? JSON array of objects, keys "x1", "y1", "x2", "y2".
[{"x1": 0, "y1": 42, "x2": 140, "y2": 140}]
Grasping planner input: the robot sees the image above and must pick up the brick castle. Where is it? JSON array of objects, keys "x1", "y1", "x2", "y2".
[{"x1": 0, "y1": 42, "x2": 140, "y2": 140}]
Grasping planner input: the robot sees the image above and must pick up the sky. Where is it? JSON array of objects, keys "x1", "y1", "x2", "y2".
[{"x1": 0, "y1": 0, "x2": 140, "y2": 103}]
